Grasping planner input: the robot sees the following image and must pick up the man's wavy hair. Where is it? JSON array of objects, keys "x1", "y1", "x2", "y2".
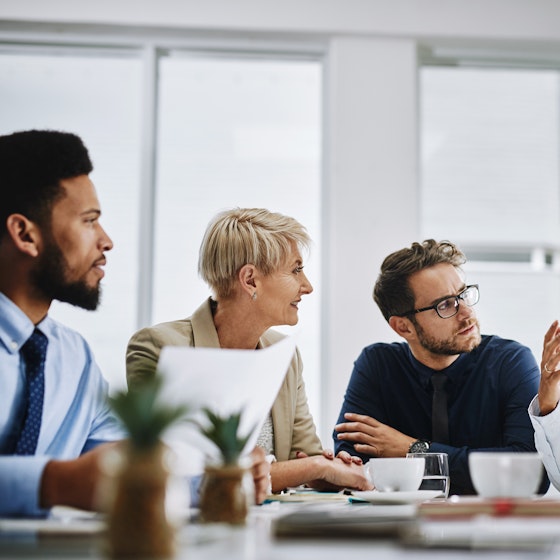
[
  {"x1": 0, "y1": 129, "x2": 92, "y2": 238},
  {"x1": 373, "y1": 239, "x2": 466, "y2": 322}
]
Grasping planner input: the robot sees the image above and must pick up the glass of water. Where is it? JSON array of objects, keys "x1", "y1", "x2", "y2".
[{"x1": 406, "y1": 452, "x2": 449, "y2": 498}]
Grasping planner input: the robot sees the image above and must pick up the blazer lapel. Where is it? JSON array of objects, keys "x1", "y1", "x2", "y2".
[{"x1": 190, "y1": 298, "x2": 221, "y2": 348}]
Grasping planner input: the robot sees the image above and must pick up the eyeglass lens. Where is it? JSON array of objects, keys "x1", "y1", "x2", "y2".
[{"x1": 436, "y1": 286, "x2": 479, "y2": 318}]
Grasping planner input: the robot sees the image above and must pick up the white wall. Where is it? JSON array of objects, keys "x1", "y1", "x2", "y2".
[
  {"x1": 3, "y1": 0, "x2": 560, "y2": 42},
  {"x1": 2, "y1": 0, "x2": 560, "y2": 445},
  {"x1": 323, "y1": 37, "x2": 418, "y2": 440}
]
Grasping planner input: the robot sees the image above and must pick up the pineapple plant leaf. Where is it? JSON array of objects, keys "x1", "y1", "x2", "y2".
[
  {"x1": 109, "y1": 375, "x2": 189, "y2": 451},
  {"x1": 195, "y1": 408, "x2": 257, "y2": 466}
]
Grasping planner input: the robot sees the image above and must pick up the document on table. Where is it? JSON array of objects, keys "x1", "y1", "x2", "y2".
[
  {"x1": 156, "y1": 334, "x2": 297, "y2": 475},
  {"x1": 403, "y1": 517, "x2": 560, "y2": 550},
  {"x1": 0, "y1": 507, "x2": 105, "y2": 535},
  {"x1": 273, "y1": 503, "x2": 417, "y2": 538}
]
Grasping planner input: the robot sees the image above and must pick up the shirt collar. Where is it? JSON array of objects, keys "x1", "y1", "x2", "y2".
[
  {"x1": 0, "y1": 292, "x2": 54, "y2": 354},
  {"x1": 405, "y1": 344, "x2": 468, "y2": 389}
]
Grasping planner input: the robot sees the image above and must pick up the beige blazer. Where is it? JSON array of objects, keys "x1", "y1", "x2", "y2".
[{"x1": 126, "y1": 298, "x2": 323, "y2": 461}]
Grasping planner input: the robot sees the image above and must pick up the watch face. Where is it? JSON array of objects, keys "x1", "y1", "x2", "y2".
[{"x1": 409, "y1": 440, "x2": 429, "y2": 454}]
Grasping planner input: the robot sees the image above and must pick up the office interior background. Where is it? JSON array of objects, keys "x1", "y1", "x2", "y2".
[{"x1": 1, "y1": 1, "x2": 560, "y2": 446}]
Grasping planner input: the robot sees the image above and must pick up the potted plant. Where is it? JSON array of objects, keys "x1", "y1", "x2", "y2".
[
  {"x1": 106, "y1": 376, "x2": 189, "y2": 559},
  {"x1": 196, "y1": 408, "x2": 257, "y2": 525}
]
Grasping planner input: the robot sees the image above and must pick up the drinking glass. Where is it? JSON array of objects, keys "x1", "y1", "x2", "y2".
[{"x1": 406, "y1": 452, "x2": 449, "y2": 498}]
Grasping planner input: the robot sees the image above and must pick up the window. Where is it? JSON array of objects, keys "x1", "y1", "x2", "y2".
[
  {"x1": 0, "y1": 49, "x2": 143, "y2": 391},
  {"x1": 421, "y1": 65, "x2": 560, "y2": 357},
  {"x1": 154, "y1": 53, "x2": 322, "y2": 416},
  {"x1": 0, "y1": 45, "x2": 322, "y2": 419}
]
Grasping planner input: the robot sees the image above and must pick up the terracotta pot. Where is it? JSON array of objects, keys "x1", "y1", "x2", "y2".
[
  {"x1": 199, "y1": 463, "x2": 251, "y2": 525},
  {"x1": 106, "y1": 443, "x2": 175, "y2": 559}
]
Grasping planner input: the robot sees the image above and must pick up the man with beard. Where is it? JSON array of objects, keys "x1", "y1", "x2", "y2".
[
  {"x1": 0, "y1": 129, "x2": 124, "y2": 516},
  {"x1": 0, "y1": 129, "x2": 270, "y2": 517},
  {"x1": 333, "y1": 239, "x2": 546, "y2": 495}
]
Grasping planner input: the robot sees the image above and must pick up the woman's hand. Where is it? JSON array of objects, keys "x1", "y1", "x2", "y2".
[
  {"x1": 335, "y1": 450, "x2": 363, "y2": 465},
  {"x1": 269, "y1": 452, "x2": 372, "y2": 493},
  {"x1": 296, "y1": 448, "x2": 363, "y2": 465},
  {"x1": 249, "y1": 447, "x2": 271, "y2": 504},
  {"x1": 538, "y1": 320, "x2": 560, "y2": 416},
  {"x1": 305, "y1": 455, "x2": 373, "y2": 491}
]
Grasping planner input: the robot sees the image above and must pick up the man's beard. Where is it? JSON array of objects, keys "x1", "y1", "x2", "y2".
[
  {"x1": 31, "y1": 240, "x2": 101, "y2": 311},
  {"x1": 413, "y1": 318, "x2": 481, "y2": 356}
]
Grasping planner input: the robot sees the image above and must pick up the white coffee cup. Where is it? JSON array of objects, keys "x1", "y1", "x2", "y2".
[
  {"x1": 468, "y1": 452, "x2": 543, "y2": 498},
  {"x1": 367, "y1": 457, "x2": 425, "y2": 492}
]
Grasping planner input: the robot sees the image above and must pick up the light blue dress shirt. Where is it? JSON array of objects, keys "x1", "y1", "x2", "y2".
[{"x1": 0, "y1": 292, "x2": 125, "y2": 517}]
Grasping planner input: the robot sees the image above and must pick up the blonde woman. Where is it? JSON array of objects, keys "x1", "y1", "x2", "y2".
[{"x1": 127, "y1": 208, "x2": 371, "y2": 494}]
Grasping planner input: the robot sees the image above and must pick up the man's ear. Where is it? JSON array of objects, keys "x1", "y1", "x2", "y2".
[
  {"x1": 388, "y1": 315, "x2": 416, "y2": 341},
  {"x1": 5, "y1": 214, "x2": 42, "y2": 258},
  {"x1": 238, "y1": 264, "x2": 258, "y2": 298}
]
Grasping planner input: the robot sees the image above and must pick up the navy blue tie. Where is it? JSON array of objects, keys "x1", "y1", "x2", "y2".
[{"x1": 14, "y1": 329, "x2": 48, "y2": 455}]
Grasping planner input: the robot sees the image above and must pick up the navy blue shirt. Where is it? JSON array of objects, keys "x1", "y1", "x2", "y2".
[{"x1": 334, "y1": 335, "x2": 546, "y2": 495}]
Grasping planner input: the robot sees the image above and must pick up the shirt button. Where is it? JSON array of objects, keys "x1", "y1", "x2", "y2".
[{"x1": 11, "y1": 341, "x2": 18, "y2": 350}]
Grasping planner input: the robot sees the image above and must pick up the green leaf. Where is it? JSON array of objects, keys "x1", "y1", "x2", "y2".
[
  {"x1": 195, "y1": 408, "x2": 257, "y2": 465},
  {"x1": 108, "y1": 375, "x2": 189, "y2": 450}
]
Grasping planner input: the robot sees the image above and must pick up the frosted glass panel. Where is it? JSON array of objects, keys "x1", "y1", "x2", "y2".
[
  {"x1": 153, "y1": 54, "x2": 322, "y2": 420},
  {"x1": 421, "y1": 67, "x2": 560, "y2": 246},
  {"x1": 421, "y1": 65, "x2": 560, "y2": 360},
  {"x1": 0, "y1": 52, "x2": 143, "y2": 391},
  {"x1": 464, "y1": 264, "x2": 560, "y2": 361}
]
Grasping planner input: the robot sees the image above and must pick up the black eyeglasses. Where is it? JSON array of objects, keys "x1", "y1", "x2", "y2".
[{"x1": 401, "y1": 284, "x2": 480, "y2": 319}]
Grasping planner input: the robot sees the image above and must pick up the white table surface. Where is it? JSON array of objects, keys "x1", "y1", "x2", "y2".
[{"x1": 2, "y1": 500, "x2": 560, "y2": 559}]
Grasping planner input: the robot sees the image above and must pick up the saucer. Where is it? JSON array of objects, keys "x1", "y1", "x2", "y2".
[{"x1": 350, "y1": 490, "x2": 442, "y2": 504}]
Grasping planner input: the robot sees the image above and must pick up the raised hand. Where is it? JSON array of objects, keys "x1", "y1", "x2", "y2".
[{"x1": 538, "y1": 320, "x2": 560, "y2": 415}]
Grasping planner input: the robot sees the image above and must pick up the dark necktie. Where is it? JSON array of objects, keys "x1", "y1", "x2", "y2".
[
  {"x1": 431, "y1": 372, "x2": 449, "y2": 445},
  {"x1": 14, "y1": 329, "x2": 48, "y2": 455}
]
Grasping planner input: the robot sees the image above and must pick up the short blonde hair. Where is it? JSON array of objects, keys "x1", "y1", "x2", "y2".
[{"x1": 198, "y1": 208, "x2": 311, "y2": 298}]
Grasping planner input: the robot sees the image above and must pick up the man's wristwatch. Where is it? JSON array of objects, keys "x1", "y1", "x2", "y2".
[{"x1": 408, "y1": 439, "x2": 430, "y2": 454}]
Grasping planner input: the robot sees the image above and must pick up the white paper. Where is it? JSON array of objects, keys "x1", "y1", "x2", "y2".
[
  {"x1": 156, "y1": 334, "x2": 297, "y2": 475},
  {"x1": 414, "y1": 517, "x2": 560, "y2": 549},
  {"x1": 0, "y1": 508, "x2": 105, "y2": 534}
]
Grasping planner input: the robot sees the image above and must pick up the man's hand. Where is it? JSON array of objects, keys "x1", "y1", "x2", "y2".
[
  {"x1": 335, "y1": 412, "x2": 415, "y2": 458},
  {"x1": 249, "y1": 447, "x2": 270, "y2": 504},
  {"x1": 40, "y1": 442, "x2": 119, "y2": 511},
  {"x1": 538, "y1": 320, "x2": 560, "y2": 416}
]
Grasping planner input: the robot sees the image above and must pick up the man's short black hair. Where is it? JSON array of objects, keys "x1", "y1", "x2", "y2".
[{"x1": 0, "y1": 129, "x2": 93, "y2": 237}]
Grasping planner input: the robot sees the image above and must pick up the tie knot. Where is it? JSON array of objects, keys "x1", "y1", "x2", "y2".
[
  {"x1": 21, "y1": 329, "x2": 48, "y2": 367},
  {"x1": 431, "y1": 372, "x2": 448, "y2": 391}
]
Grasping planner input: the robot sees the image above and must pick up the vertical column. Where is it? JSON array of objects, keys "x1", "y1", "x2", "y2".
[
  {"x1": 321, "y1": 37, "x2": 419, "y2": 444},
  {"x1": 136, "y1": 44, "x2": 159, "y2": 329}
]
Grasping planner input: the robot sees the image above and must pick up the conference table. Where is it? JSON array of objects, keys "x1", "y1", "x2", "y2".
[{"x1": 3, "y1": 494, "x2": 560, "y2": 560}]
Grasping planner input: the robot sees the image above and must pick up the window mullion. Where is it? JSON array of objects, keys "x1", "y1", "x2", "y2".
[{"x1": 136, "y1": 44, "x2": 160, "y2": 329}]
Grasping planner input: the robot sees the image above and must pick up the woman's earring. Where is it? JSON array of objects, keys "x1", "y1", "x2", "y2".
[{"x1": 252, "y1": 292, "x2": 257, "y2": 301}]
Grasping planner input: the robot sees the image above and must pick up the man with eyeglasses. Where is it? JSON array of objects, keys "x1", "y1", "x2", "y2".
[{"x1": 334, "y1": 239, "x2": 546, "y2": 495}]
